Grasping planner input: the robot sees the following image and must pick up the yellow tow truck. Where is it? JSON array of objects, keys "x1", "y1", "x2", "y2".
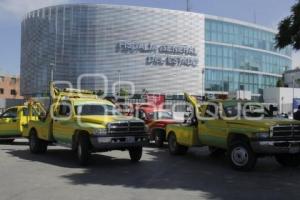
[
  {"x1": 166, "y1": 93, "x2": 300, "y2": 171},
  {"x1": 0, "y1": 104, "x2": 41, "y2": 143},
  {"x1": 22, "y1": 84, "x2": 148, "y2": 165}
]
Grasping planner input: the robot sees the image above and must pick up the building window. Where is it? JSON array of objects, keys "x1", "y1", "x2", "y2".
[
  {"x1": 0, "y1": 88, "x2": 4, "y2": 94},
  {"x1": 10, "y1": 78, "x2": 17, "y2": 84},
  {"x1": 10, "y1": 89, "x2": 17, "y2": 95},
  {"x1": 0, "y1": 76, "x2": 4, "y2": 82}
]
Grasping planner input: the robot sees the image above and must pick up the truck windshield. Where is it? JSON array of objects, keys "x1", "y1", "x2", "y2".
[
  {"x1": 75, "y1": 104, "x2": 121, "y2": 116},
  {"x1": 223, "y1": 103, "x2": 273, "y2": 118}
]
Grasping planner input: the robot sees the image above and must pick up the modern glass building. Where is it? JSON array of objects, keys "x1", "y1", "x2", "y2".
[
  {"x1": 20, "y1": 4, "x2": 292, "y2": 100},
  {"x1": 204, "y1": 16, "x2": 292, "y2": 100},
  {"x1": 20, "y1": 4, "x2": 205, "y2": 97}
]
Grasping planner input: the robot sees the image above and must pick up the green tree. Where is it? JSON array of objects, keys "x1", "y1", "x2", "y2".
[
  {"x1": 276, "y1": 78, "x2": 285, "y2": 87},
  {"x1": 96, "y1": 90, "x2": 104, "y2": 96},
  {"x1": 276, "y1": 0, "x2": 300, "y2": 49},
  {"x1": 119, "y1": 88, "x2": 129, "y2": 98}
]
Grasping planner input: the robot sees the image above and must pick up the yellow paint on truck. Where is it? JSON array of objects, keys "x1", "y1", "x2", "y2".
[
  {"x1": 0, "y1": 106, "x2": 39, "y2": 140},
  {"x1": 24, "y1": 84, "x2": 148, "y2": 165},
  {"x1": 166, "y1": 93, "x2": 300, "y2": 171}
]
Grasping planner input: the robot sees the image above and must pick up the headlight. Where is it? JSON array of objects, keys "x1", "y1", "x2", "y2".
[
  {"x1": 256, "y1": 132, "x2": 269, "y2": 139},
  {"x1": 92, "y1": 128, "x2": 107, "y2": 136}
]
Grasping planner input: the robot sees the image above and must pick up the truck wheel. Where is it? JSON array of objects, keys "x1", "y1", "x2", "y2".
[
  {"x1": 209, "y1": 146, "x2": 226, "y2": 157},
  {"x1": 0, "y1": 139, "x2": 14, "y2": 144},
  {"x1": 129, "y1": 146, "x2": 143, "y2": 162},
  {"x1": 275, "y1": 154, "x2": 300, "y2": 167},
  {"x1": 228, "y1": 142, "x2": 257, "y2": 171},
  {"x1": 29, "y1": 130, "x2": 47, "y2": 154},
  {"x1": 77, "y1": 134, "x2": 91, "y2": 166},
  {"x1": 168, "y1": 134, "x2": 188, "y2": 155},
  {"x1": 154, "y1": 131, "x2": 164, "y2": 148}
]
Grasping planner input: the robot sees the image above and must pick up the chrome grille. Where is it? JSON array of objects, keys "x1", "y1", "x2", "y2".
[
  {"x1": 271, "y1": 125, "x2": 300, "y2": 137},
  {"x1": 108, "y1": 121, "x2": 145, "y2": 135}
]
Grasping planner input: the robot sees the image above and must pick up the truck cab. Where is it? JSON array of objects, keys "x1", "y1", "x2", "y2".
[
  {"x1": 166, "y1": 93, "x2": 300, "y2": 171},
  {"x1": 0, "y1": 106, "x2": 38, "y2": 143},
  {"x1": 23, "y1": 86, "x2": 148, "y2": 165}
]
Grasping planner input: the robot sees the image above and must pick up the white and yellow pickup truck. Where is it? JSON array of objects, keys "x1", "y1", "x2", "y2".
[{"x1": 22, "y1": 84, "x2": 148, "y2": 165}]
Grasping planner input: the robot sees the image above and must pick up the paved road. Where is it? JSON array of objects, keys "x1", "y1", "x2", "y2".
[{"x1": 0, "y1": 139, "x2": 300, "y2": 200}]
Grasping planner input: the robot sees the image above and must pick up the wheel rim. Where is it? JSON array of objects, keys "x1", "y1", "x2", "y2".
[
  {"x1": 231, "y1": 146, "x2": 249, "y2": 166},
  {"x1": 155, "y1": 134, "x2": 160, "y2": 143},
  {"x1": 155, "y1": 135, "x2": 159, "y2": 141}
]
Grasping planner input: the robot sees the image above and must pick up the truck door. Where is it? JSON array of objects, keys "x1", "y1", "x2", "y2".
[
  {"x1": 52, "y1": 101, "x2": 73, "y2": 145},
  {"x1": 0, "y1": 107, "x2": 20, "y2": 137},
  {"x1": 198, "y1": 104, "x2": 228, "y2": 149},
  {"x1": 19, "y1": 107, "x2": 29, "y2": 134},
  {"x1": 177, "y1": 124, "x2": 198, "y2": 146}
]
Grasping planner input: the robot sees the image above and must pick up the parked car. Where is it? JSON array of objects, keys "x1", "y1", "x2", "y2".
[{"x1": 130, "y1": 103, "x2": 180, "y2": 147}]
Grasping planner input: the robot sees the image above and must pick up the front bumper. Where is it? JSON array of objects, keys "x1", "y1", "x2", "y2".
[
  {"x1": 251, "y1": 140, "x2": 300, "y2": 154},
  {"x1": 90, "y1": 134, "x2": 149, "y2": 151}
]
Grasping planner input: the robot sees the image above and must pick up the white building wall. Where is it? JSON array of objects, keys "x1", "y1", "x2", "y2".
[
  {"x1": 264, "y1": 87, "x2": 300, "y2": 114},
  {"x1": 284, "y1": 70, "x2": 300, "y2": 88}
]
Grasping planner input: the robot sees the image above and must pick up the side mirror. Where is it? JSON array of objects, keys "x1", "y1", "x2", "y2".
[
  {"x1": 184, "y1": 113, "x2": 190, "y2": 123},
  {"x1": 270, "y1": 106, "x2": 278, "y2": 112},
  {"x1": 140, "y1": 113, "x2": 147, "y2": 120},
  {"x1": 191, "y1": 117, "x2": 198, "y2": 126},
  {"x1": 38, "y1": 113, "x2": 47, "y2": 121}
]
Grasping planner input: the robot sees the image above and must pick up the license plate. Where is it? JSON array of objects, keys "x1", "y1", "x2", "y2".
[
  {"x1": 98, "y1": 137, "x2": 111, "y2": 143},
  {"x1": 127, "y1": 137, "x2": 135, "y2": 143},
  {"x1": 289, "y1": 146, "x2": 300, "y2": 154}
]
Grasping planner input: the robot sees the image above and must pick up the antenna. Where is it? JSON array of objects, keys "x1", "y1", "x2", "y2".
[
  {"x1": 187, "y1": 0, "x2": 190, "y2": 12},
  {"x1": 253, "y1": 10, "x2": 257, "y2": 24}
]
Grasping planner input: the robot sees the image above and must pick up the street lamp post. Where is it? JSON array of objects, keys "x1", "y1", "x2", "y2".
[
  {"x1": 118, "y1": 70, "x2": 121, "y2": 96},
  {"x1": 49, "y1": 63, "x2": 55, "y2": 106},
  {"x1": 281, "y1": 96, "x2": 284, "y2": 114},
  {"x1": 292, "y1": 75, "x2": 295, "y2": 114},
  {"x1": 186, "y1": 0, "x2": 190, "y2": 11},
  {"x1": 49, "y1": 63, "x2": 55, "y2": 82},
  {"x1": 238, "y1": 72, "x2": 240, "y2": 99},
  {"x1": 202, "y1": 68, "x2": 205, "y2": 100}
]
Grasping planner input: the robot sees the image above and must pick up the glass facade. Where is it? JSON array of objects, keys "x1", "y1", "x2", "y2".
[
  {"x1": 204, "y1": 18, "x2": 292, "y2": 98},
  {"x1": 20, "y1": 4, "x2": 292, "y2": 99}
]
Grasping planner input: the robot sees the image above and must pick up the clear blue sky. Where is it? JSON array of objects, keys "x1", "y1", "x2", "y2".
[{"x1": 0, "y1": 0, "x2": 299, "y2": 75}]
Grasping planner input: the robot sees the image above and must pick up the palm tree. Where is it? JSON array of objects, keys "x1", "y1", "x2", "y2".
[{"x1": 276, "y1": 0, "x2": 300, "y2": 49}]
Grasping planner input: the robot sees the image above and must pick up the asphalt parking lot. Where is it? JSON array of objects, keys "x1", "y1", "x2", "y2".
[{"x1": 0, "y1": 139, "x2": 300, "y2": 200}]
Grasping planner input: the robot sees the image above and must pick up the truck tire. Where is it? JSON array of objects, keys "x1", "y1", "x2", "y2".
[
  {"x1": 154, "y1": 131, "x2": 164, "y2": 148},
  {"x1": 168, "y1": 133, "x2": 188, "y2": 155},
  {"x1": 77, "y1": 134, "x2": 91, "y2": 166},
  {"x1": 228, "y1": 141, "x2": 257, "y2": 171},
  {"x1": 275, "y1": 154, "x2": 300, "y2": 167},
  {"x1": 208, "y1": 146, "x2": 226, "y2": 157},
  {"x1": 0, "y1": 139, "x2": 14, "y2": 144},
  {"x1": 29, "y1": 129, "x2": 47, "y2": 154},
  {"x1": 129, "y1": 146, "x2": 143, "y2": 162}
]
